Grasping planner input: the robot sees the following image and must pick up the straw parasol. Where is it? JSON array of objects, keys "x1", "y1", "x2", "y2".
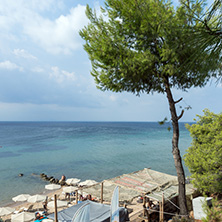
[
  {"x1": 12, "y1": 194, "x2": 31, "y2": 202},
  {"x1": 0, "y1": 207, "x2": 15, "y2": 216},
  {"x1": 66, "y1": 178, "x2": 80, "y2": 185},
  {"x1": 11, "y1": 212, "x2": 35, "y2": 222},
  {"x1": 45, "y1": 184, "x2": 61, "y2": 190}
]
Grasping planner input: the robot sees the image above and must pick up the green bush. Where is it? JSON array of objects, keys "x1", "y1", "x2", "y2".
[
  {"x1": 202, "y1": 199, "x2": 222, "y2": 222},
  {"x1": 171, "y1": 215, "x2": 195, "y2": 221},
  {"x1": 184, "y1": 109, "x2": 222, "y2": 193}
]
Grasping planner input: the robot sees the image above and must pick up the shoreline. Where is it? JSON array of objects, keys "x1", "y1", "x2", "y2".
[
  {"x1": 1, "y1": 188, "x2": 57, "y2": 208},
  {"x1": 0, "y1": 187, "x2": 65, "y2": 221},
  {"x1": 0, "y1": 168, "x2": 196, "y2": 222}
]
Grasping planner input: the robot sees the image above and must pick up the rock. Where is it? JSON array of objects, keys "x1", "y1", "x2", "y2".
[
  {"x1": 40, "y1": 173, "x2": 47, "y2": 178},
  {"x1": 59, "y1": 181, "x2": 66, "y2": 186},
  {"x1": 50, "y1": 178, "x2": 55, "y2": 183}
]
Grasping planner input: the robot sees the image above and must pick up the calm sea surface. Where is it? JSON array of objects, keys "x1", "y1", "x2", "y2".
[{"x1": 0, "y1": 121, "x2": 192, "y2": 206}]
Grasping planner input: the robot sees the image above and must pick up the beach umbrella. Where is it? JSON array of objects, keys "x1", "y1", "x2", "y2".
[
  {"x1": 48, "y1": 200, "x2": 68, "y2": 209},
  {"x1": 42, "y1": 219, "x2": 53, "y2": 222},
  {"x1": 27, "y1": 194, "x2": 46, "y2": 203},
  {"x1": 63, "y1": 186, "x2": 78, "y2": 193},
  {"x1": 79, "y1": 180, "x2": 97, "y2": 186},
  {"x1": 11, "y1": 212, "x2": 35, "y2": 222},
  {"x1": 63, "y1": 186, "x2": 78, "y2": 201},
  {"x1": 12, "y1": 194, "x2": 31, "y2": 202},
  {"x1": 45, "y1": 184, "x2": 61, "y2": 190},
  {"x1": 66, "y1": 178, "x2": 80, "y2": 185},
  {"x1": 0, "y1": 207, "x2": 15, "y2": 216}
]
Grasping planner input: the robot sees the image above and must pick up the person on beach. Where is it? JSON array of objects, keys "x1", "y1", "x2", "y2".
[
  {"x1": 65, "y1": 192, "x2": 70, "y2": 200},
  {"x1": 59, "y1": 175, "x2": 66, "y2": 184},
  {"x1": 61, "y1": 175, "x2": 66, "y2": 181},
  {"x1": 42, "y1": 198, "x2": 48, "y2": 213},
  {"x1": 86, "y1": 194, "x2": 92, "y2": 200},
  {"x1": 34, "y1": 212, "x2": 47, "y2": 222}
]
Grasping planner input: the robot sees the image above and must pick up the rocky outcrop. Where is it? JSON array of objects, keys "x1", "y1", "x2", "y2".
[{"x1": 40, "y1": 173, "x2": 67, "y2": 185}]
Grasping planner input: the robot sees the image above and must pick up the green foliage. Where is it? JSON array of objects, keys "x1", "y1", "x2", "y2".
[
  {"x1": 80, "y1": 0, "x2": 218, "y2": 96},
  {"x1": 171, "y1": 215, "x2": 195, "y2": 222},
  {"x1": 184, "y1": 109, "x2": 222, "y2": 193},
  {"x1": 158, "y1": 117, "x2": 168, "y2": 125},
  {"x1": 180, "y1": 0, "x2": 222, "y2": 76},
  {"x1": 158, "y1": 117, "x2": 171, "y2": 131},
  {"x1": 202, "y1": 198, "x2": 222, "y2": 222},
  {"x1": 79, "y1": 0, "x2": 220, "y2": 215}
]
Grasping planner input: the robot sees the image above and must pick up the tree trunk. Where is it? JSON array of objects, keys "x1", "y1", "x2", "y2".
[{"x1": 164, "y1": 77, "x2": 188, "y2": 217}]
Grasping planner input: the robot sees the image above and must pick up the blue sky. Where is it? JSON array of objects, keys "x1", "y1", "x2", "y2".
[{"x1": 0, "y1": 0, "x2": 221, "y2": 121}]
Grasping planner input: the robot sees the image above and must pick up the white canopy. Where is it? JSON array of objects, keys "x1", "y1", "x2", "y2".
[
  {"x1": 66, "y1": 178, "x2": 80, "y2": 185},
  {"x1": 12, "y1": 194, "x2": 31, "y2": 202},
  {"x1": 48, "y1": 200, "x2": 68, "y2": 208},
  {"x1": 11, "y1": 212, "x2": 35, "y2": 222},
  {"x1": 45, "y1": 184, "x2": 61, "y2": 190},
  {"x1": 63, "y1": 186, "x2": 78, "y2": 193},
  {"x1": 79, "y1": 180, "x2": 97, "y2": 186},
  {"x1": 0, "y1": 207, "x2": 15, "y2": 216},
  {"x1": 27, "y1": 194, "x2": 46, "y2": 203}
]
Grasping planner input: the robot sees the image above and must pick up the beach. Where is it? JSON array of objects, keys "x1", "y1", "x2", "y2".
[
  {"x1": 0, "y1": 176, "x2": 144, "y2": 222},
  {"x1": 1, "y1": 168, "x2": 196, "y2": 221}
]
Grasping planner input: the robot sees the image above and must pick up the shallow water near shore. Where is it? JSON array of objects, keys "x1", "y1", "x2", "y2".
[{"x1": 0, "y1": 121, "x2": 192, "y2": 206}]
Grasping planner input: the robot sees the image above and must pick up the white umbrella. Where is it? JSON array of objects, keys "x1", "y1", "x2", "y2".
[
  {"x1": 12, "y1": 194, "x2": 31, "y2": 202},
  {"x1": 79, "y1": 179, "x2": 97, "y2": 186},
  {"x1": 66, "y1": 178, "x2": 80, "y2": 185},
  {"x1": 63, "y1": 186, "x2": 78, "y2": 201},
  {"x1": 48, "y1": 200, "x2": 68, "y2": 208},
  {"x1": 63, "y1": 186, "x2": 78, "y2": 193},
  {"x1": 45, "y1": 184, "x2": 61, "y2": 190},
  {"x1": 42, "y1": 219, "x2": 54, "y2": 222},
  {"x1": 0, "y1": 207, "x2": 15, "y2": 216},
  {"x1": 11, "y1": 212, "x2": 35, "y2": 222},
  {"x1": 27, "y1": 194, "x2": 46, "y2": 203}
]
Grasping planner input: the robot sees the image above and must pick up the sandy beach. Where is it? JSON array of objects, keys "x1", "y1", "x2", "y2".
[
  {"x1": 1, "y1": 183, "x2": 143, "y2": 222},
  {"x1": 0, "y1": 168, "x2": 196, "y2": 221}
]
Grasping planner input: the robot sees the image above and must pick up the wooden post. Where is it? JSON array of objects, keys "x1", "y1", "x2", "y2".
[
  {"x1": 162, "y1": 193, "x2": 164, "y2": 222},
  {"x1": 143, "y1": 194, "x2": 146, "y2": 217},
  {"x1": 76, "y1": 189, "x2": 78, "y2": 205},
  {"x1": 101, "y1": 182, "x2": 103, "y2": 203},
  {"x1": 54, "y1": 194, "x2": 58, "y2": 222},
  {"x1": 159, "y1": 193, "x2": 164, "y2": 222}
]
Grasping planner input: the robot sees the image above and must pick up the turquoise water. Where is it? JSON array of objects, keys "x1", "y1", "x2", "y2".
[{"x1": 0, "y1": 122, "x2": 192, "y2": 206}]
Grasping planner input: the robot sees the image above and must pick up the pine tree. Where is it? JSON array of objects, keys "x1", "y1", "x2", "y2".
[{"x1": 80, "y1": 0, "x2": 220, "y2": 215}]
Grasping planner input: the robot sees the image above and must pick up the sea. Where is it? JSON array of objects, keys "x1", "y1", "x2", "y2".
[{"x1": 0, "y1": 121, "x2": 192, "y2": 206}]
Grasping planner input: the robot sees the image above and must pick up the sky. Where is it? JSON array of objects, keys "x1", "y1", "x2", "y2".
[{"x1": 0, "y1": 0, "x2": 221, "y2": 122}]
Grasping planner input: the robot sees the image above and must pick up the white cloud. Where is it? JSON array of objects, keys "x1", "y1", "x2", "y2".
[
  {"x1": 31, "y1": 67, "x2": 45, "y2": 73},
  {"x1": 13, "y1": 49, "x2": 37, "y2": 60},
  {"x1": 0, "y1": 60, "x2": 23, "y2": 71},
  {"x1": 0, "y1": 1, "x2": 88, "y2": 55},
  {"x1": 24, "y1": 4, "x2": 88, "y2": 54},
  {"x1": 50, "y1": 66, "x2": 76, "y2": 83}
]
